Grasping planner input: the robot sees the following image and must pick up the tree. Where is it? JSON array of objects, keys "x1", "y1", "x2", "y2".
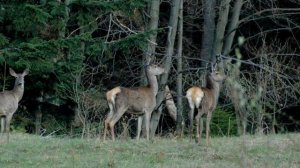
[
  {"x1": 176, "y1": 0, "x2": 184, "y2": 134},
  {"x1": 213, "y1": 0, "x2": 231, "y2": 57},
  {"x1": 200, "y1": 0, "x2": 216, "y2": 68},
  {"x1": 0, "y1": 0, "x2": 299, "y2": 137},
  {"x1": 223, "y1": 0, "x2": 243, "y2": 55},
  {"x1": 150, "y1": 0, "x2": 181, "y2": 136}
]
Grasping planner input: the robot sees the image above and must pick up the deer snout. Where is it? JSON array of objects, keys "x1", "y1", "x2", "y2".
[{"x1": 16, "y1": 80, "x2": 24, "y2": 86}]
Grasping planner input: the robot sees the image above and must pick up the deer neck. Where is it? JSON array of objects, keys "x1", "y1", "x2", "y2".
[
  {"x1": 207, "y1": 76, "x2": 221, "y2": 104},
  {"x1": 146, "y1": 69, "x2": 159, "y2": 96},
  {"x1": 12, "y1": 84, "x2": 24, "y2": 102}
]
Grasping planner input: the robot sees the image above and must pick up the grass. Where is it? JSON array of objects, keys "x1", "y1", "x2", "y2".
[{"x1": 0, "y1": 133, "x2": 300, "y2": 168}]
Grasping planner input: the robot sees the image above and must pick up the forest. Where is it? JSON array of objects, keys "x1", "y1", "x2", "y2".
[{"x1": 0, "y1": 0, "x2": 299, "y2": 140}]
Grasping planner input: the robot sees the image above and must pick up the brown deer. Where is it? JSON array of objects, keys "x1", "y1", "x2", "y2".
[
  {"x1": 104, "y1": 64, "x2": 165, "y2": 141},
  {"x1": 0, "y1": 68, "x2": 29, "y2": 140},
  {"x1": 186, "y1": 63, "x2": 225, "y2": 145}
]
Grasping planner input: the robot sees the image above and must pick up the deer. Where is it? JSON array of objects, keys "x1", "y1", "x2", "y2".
[
  {"x1": 0, "y1": 68, "x2": 29, "y2": 141},
  {"x1": 186, "y1": 63, "x2": 225, "y2": 145},
  {"x1": 103, "y1": 64, "x2": 165, "y2": 141}
]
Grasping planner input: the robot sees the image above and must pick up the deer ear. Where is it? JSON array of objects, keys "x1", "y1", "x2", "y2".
[
  {"x1": 211, "y1": 63, "x2": 216, "y2": 72},
  {"x1": 9, "y1": 68, "x2": 17, "y2": 77},
  {"x1": 23, "y1": 68, "x2": 29, "y2": 76}
]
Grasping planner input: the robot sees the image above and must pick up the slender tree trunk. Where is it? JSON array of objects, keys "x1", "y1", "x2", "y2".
[
  {"x1": 200, "y1": 0, "x2": 216, "y2": 67},
  {"x1": 234, "y1": 109, "x2": 243, "y2": 135},
  {"x1": 139, "y1": 0, "x2": 161, "y2": 137},
  {"x1": 271, "y1": 108, "x2": 277, "y2": 134},
  {"x1": 213, "y1": 0, "x2": 231, "y2": 57},
  {"x1": 176, "y1": 0, "x2": 184, "y2": 134},
  {"x1": 150, "y1": 0, "x2": 181, "y2": 137},
  {"x1": 35, "y1": 106, "x2": 42, "y2": 135},
  {"x1": 223, "y1": 0, "x2": 244, "y2": 55},
  {"x1": 58, "y1": 0, "x2": 70, "y2": 38},
  {"x1": 35, "y1": 91, "x2": 45, "y2": 135},
  {"x1": 141, "y1": 0, "x2": 161, "y2": 85},
  {"x1": 222, "y1": 0, "x2": 245, "y2": 135}
]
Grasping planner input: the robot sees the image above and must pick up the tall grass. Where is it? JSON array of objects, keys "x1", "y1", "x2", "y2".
[{"x1": 0, "y1": 133, "x2": 299, "y2": 168}]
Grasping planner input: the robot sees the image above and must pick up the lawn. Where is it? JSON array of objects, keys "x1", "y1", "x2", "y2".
[{"x1": 0, "y1": 133, "x2": 300, "y2": 168}]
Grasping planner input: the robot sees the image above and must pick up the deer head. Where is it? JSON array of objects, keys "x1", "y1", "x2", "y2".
[
  {"x1": 145, "y1": 64, "x2": 165, "y2": 76},
  {"x1": 9, "y1": 68, "x2": 29, "y2": 89},
  {"x1": 210, "y1": 63, "x2": 226, "y2": 82}
]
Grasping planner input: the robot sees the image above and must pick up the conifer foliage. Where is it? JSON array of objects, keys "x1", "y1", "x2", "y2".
[{"x1": 0, "y1": 0, "x2": 147, "y2": 135}]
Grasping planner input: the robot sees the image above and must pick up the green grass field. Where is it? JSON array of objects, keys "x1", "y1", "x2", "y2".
[{"x1": 0, "y1": 133, "x2": 300, "y2": 168}]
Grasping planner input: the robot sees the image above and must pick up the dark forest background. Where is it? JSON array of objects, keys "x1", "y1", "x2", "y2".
[{"x1": 0, "y1": 0, "x2": 299, "y2": 138}]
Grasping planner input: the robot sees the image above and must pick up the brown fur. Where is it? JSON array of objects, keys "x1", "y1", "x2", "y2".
[
  {"x1": 186, "y1": 86, "x2": 204, "y2": 109},
  {"x1": 186, "y1": 70, "x2": 225, "y2": 145},
  {"x1": 103, "y1": 65, "x2": 164, "y2": 141},
  {"x1": 0, "y1": 68, "x2": 28, "y2": 141},
  {"x1": 106, "y1": 87, "x2": 121, "y2": 104}
]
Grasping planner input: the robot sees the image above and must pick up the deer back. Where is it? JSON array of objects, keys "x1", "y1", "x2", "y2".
[{"x1": 115, "y1": 87, "x2": 156, "y2": 113}]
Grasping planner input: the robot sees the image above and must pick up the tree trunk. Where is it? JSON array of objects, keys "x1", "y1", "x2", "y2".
[
  {"x1": 150, "y1": 0, "x2": 181, "y2": 137},
  {"x1": 176, "y1": 0, "x2": 184, "y2": 134},
  {"x1": 223, "y1": 0, "x2": 244, "y2": 55},
  {"x1": 139, "y1": 0, "x2": 161, "y2": 137},
  {"x1": 234, "y1": 109, "x2": 243, "y2": 135},
  {"x1": 200, "y1": 0, "x2": 216, "y2": 67},
  {"x1": 58, "y1": 0, "x2": 70, "y2": 38},
  {"x1": 35, "y1": 91, "x2": 44, "y2": 135},
  {"x1": 35, "y1": 106, "x2": 42, "y2": 135},
  {"x1": 222, "y1": 0, "x2": 244, "y2": 135},
  {"x1": 213, "y1": 0, "x2": 231, "y2": 57},
  {"x1": 141, "y1": 0, "x2": 161, "y2": 85}
]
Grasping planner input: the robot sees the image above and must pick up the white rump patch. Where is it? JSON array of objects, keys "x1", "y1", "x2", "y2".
[
  {"x1": 194, "y1": 92, "x2": 204, "y2": 108},
  {"x1": 186, "y1": 87, "x2": 204, "y2": 109}
]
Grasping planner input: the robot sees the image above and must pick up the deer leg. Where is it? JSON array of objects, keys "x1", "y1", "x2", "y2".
[
  {"x1": 5, "y1": 114, "x2": 13, "y2": 133},
  {"x1": 187, "y1": 96, "x2": 195, "y2": 142},
  {"x1": 0, "y1": 117, "x2": 5, "y2": 142},
  {"x1": 195, "y1": 109, "x2": 204, "y2": 144},
  {"x1": 0, "y1": 116, "x2": 5, "y2": 133},
  {"x1": 199, "y1": 115, "x2": 204, "y2": 144},
  {"x1": 108, "y1": 107, "x2": 126, "y2": 141},
  {"x1": 136, "y1": 116, "x2": 143, "y2": 140},
  {"x1": 189, "y1": 107, "x2": 195, "y2": 141},
  {"x1": 104, "y1": 103, "x2": 114, "y2": 141},
  {"x1": 144, "y1": 111, "x2": 151, "y2": 140},
  {"x1": 103, "y1": 118, "x2": 110, "y2": 141},
  {"x1": 5, "y1": 114, "x2": 13, "y2": 142},
  {"x1": 206, "y1": 111, "x2": 212, "y2": 146}
]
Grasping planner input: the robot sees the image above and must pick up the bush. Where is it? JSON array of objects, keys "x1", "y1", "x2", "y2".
[{"x1": 210, "y1": 107, "x2": 238, "y2": 136}]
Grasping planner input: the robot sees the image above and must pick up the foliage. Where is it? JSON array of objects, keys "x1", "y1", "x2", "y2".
[
  {"x1": 0, "y1": 0, "x2": 147, "y2": 135},
  {"x1": 211, "y1": 107, "x2": 238, "y2": 136},
  {"x1": 0, "y1": 0, "x2": 299, "y2": 137}
]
